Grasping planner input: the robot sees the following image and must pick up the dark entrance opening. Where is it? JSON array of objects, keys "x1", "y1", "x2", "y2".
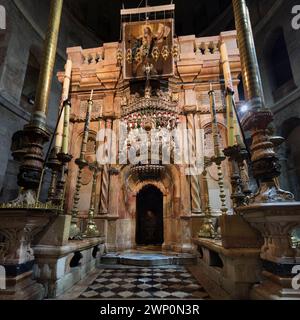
[{"x1": 136, "y1": 185, "x2": 164, "y2": 246}]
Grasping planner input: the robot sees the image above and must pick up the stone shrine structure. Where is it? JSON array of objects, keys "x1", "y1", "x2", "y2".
[
  {"x1": 61, "y1": 29, "x2": 240, "y2": 253},
  {"x1": 0, "y1": 1, "x2": 299, "y2": 301}
]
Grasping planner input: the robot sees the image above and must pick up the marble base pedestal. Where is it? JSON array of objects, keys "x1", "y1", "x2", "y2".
[
  {"x1": 193, "y1": 238, "x2": 262, "y2": 299},
  {"x1": 33, "y1": 237, "x2": 105, "y2": 298},
  {"x1": 0, "y1": 208, "x2": 58, "y2": 300},
  {"x1": 238, "y1": 202, "x2": 300, "y2": 300}
]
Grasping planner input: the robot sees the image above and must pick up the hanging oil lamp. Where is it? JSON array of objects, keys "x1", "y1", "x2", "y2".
[
  {"x1": 135, "y1": 48, "x2": 142, "y2": 63},
  {"x1": 126, "y1": 48, "x2": 133, "y2": 64},
  {"x1": 116, "y1": 47, "x2": 123, "y2": 65},
  {"x1": 161, "y1": 45, "x2": 170, "y2": 60},
  {"x1": 151, "y1": 46, "x2": 160, "y2": 61},
  {"x1": 172, "y1": 43, "x2": 179, "y2": 61}
]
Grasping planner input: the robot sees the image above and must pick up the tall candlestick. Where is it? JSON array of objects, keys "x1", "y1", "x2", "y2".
[
  {"x1": 69, "y1": 90, "x2": 94, "y2": 239},
  {"x1": 79, "y1": 91, "x2": 94, "y2": 162},
  {"x1": 208, "y1": 88, "x2": 223, "y2": 159},
  {"x1": 18, "y1": 0, "x2": 63, "y2": 191},
  {"x1": 220, "y1": 40, "x2": 241, "y2": 147},
  {"x1": 55, "y1": 59, "x2": 72, "y2": 152},
  {"x1": 198, "y1": 157, "x2": 216, "y2": 239},
  {"x1": 61, "y1": 100, "x2": 71, "y2": 155},
  {"x1": 83, "y1": 163, "x2": 102, "y2": 238},
  {"x1": 232, "y1": 0, "x2": 293, "y2": 203},
  {"x1": 208, "y1": 89, "x2": 228, "y2": 215},
  {"x1": 55, "y1": 60, "x2": 72, "y2": 152}
]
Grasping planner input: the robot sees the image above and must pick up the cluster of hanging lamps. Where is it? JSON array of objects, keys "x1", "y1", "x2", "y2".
[
  {"x1": 119, "y1": 38, "x2": 179, "y2": 64},
  {"x1": 123, "y1": 110, "x2": 179, "y2": 131}
]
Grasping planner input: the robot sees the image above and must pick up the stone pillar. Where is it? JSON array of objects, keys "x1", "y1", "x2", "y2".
[{"x1": 185, "y1": 109, "x2": 202, "y2": 214}]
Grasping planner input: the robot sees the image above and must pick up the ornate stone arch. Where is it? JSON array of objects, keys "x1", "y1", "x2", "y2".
[{"x1": 119, "y1": 164, "x2": 182, "y2": 250}]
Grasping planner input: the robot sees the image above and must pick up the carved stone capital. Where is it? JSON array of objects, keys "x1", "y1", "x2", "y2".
[
  {"x1": 238, "y1": 202, "x2": 300, "y2": 265},
  {"x1": 0, "y1": 209, "x2": 56, "y2": 265}
]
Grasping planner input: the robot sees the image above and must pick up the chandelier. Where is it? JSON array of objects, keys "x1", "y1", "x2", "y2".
[{"x1": 121, "y1": 87, "x2": 180, "y2": 131}]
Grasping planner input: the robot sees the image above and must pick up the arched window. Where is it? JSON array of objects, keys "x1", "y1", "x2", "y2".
[
  {"x1": 266, "y1": 28, "x2": 295, "y2": 101},
  {"x1": 21, "y1": 47, "x2": 41, "y2": 113}
]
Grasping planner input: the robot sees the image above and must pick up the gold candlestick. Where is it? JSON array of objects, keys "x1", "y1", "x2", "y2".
[
  {"x1": 198, "y1": 157, "x2": 215, "y2": 238},
  {"x1": 83, "y1": 163, "x2": 102, "y2": 238},
  {"x1": 208, "y1": 87, "x2": 228, "y2": 215},
  {"x1": 232, "y1": 0, "x2": 294, "y2": 203},
  {"x1": 78, "y1": 90, "x2": 94, "y2": 164},
  {"x1": 18, "y1": 0, "x2": 63, "y2": 192},
  {"x1": 69, "y1": 90, "x2": 94, "y2": 240},
  {"x1": 69, "y1": 167, "x2": 84, "y2": 240}
]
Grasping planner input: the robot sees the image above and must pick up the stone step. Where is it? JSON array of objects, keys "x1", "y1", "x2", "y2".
[{"x1": 101, "y1": 252, "x2": 197, "y2": 266}]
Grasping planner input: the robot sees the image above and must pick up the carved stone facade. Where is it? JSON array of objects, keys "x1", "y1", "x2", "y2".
[{"x1": 61, "y1": 31, "x2": 241, "y2": 253}]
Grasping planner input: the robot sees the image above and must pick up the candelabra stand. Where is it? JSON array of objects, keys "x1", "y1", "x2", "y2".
[
  {"x1": 46, "y1": 148, "x2": 61, "y2": 202},
  {"x1": 198, "y1": 157, "x2": 216, "y2": 238},
  {"x1": 55, "y1": 151, "x2": 73, "y2": 208},
  {"x1": 69, "y1": 93, "x2": 94, "y2": 240},
  {"x1": 208, "y1": 88, "x2": 228, "y2": 215},
  {"x1": 83, "y1": 162, "x2": 103, "y2": 238},
  {"x1": 69, "y1": 158, "x2": 87, "y2": 240},
  {"x1": 223, "y1": 144, "x2": 249, "y2": 209}
]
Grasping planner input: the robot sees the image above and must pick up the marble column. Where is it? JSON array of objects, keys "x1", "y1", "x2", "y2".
[
  {"x1": 186, "y1": 111, "x2": 202, "y2": 214},
  {"x1": 99, "y1": 119, "x2": 112, "y2": 214}
]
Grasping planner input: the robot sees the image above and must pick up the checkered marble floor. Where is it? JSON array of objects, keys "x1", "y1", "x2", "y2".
[{"x1": 79, "y1": 266, "x2": 210, "y2": 299}]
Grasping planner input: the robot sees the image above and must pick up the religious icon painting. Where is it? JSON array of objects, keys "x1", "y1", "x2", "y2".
[{"x1": 123, "y1": 19, "x2": 174, "y2": 80}]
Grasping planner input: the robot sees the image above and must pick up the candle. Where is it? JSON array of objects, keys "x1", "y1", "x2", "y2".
[
  {"x1": 55, "y1": 110, "x2": 64, "y2": 152},
  {"x1": 220, "y1": 40, "x2": 235, "y2": 147},
  {"x1": 208, "y1": 89, "x2": 223, "y2": 159},
  {"x1": 61, "y1": 100, "x2": 71, "y2": 154},
  {"x1": 55, "y1": 59, "x2": 72, "y2": 152}
]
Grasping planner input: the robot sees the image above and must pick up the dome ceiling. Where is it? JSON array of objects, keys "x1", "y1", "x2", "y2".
[{"x1": 65, "y1": 0, "x2": 233, "y2": 43}]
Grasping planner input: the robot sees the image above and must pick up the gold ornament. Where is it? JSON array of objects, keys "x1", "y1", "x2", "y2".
[
  {"x1": 135, "y1": 48, "x2": 142, "y2": 63},
  {"x1": 172, "y1": 44, "x2": 179, "y2": 61},
  {"x1": 116, "y1": 48, "x2": 123, "y2": 65},
  {"x1": 142, "y1": 44, "x2": 149, "y2": 57},
  {"x1": 161, "y1": 45, "x2": 170, "y2": 61},
  {"x1": 151, "y1": 46, "x2": 160, "y2": 61},
  {"x1": 126, "y1": 48, "x2": 133, "y2": 64}
]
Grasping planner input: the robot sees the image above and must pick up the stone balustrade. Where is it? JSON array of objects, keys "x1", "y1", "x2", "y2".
[
  {"x1": 64, "y1": 31, "x2": 239, "y2": 68},
  {"x1": 195, "y1": 36, "x2": 220, "y2": 56},
  {"x1": 82, "y1": 48, "x2": 103, "y2": 65}
]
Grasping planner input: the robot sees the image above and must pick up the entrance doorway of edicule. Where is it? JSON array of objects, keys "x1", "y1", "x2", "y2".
[{"x1": 136, "y1": 184, "x2": 164, "y2": 246}]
